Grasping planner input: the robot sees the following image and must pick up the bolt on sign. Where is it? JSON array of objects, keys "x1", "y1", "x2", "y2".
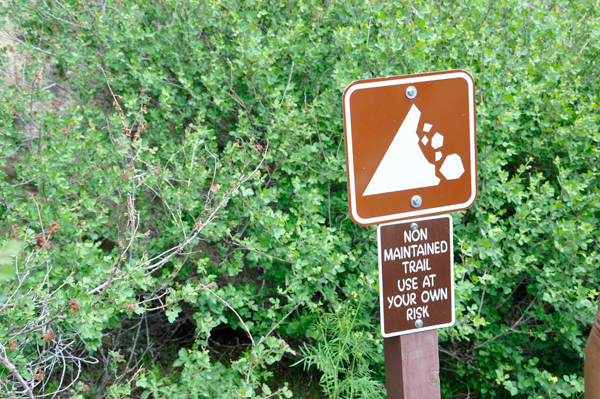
[
  {"x1": 343, "y1": 70, "x2": 477, "y2": 226},
  {"x1": 378, "y1": 215, "x2": 454, "y2": 337}
]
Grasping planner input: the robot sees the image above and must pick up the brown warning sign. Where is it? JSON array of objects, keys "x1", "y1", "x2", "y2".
[
  {"x1": 343, "y1": 70, "x2": 477, "y2": 226},
  {"x1": 378, "y1": 215, "x2": 454, "y2": 337}
]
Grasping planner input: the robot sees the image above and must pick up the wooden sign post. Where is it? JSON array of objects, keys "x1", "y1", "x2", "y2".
[
  {"x1": 384, "y1": 331, "x2": 440, "y2": 398},
  {"x1": 341, "y1": 70, "x2": 477, "y2": 399}
]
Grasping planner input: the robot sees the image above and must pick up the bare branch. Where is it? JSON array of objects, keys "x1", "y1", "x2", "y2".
[{"x1": 0, "y1": 343, "x2": 34, "y2": 399}]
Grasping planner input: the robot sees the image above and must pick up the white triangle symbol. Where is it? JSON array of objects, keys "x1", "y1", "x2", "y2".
[{"x1": 363, "y1": 105, "x2": 440, "y2": 196}]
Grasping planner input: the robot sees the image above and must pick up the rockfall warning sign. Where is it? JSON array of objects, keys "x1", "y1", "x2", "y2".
[
  {"x1": 378, "y1": 215, "x2": 454, "y2": 337},
  {"x1": 343, "y1": 70, "x2": 477, "y2": 226}
]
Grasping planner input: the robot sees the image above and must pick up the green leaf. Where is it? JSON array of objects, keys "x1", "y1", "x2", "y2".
[
  {"x1": 0, "y1": 264, "x2": 14, "y2": 281},
  {"x1": 262, "y1": 384, "x2": 271, "y2": 395},
  {"x1": 0, "y1": 240, "x2": 24, "y2": 266},
  {"x1": 503, "y1": 93, "x2": 515, "y2": 103}
]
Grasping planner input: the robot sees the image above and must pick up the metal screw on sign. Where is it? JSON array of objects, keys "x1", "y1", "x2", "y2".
[
  {"x1": 415, "y1": 319, "x2": 423, "y2": 328},
  {"x1": 411, "y1": 195, "x2": 422, "y2": 208},
  {"x1": 405, "y1": 86, "x2": 417, "y2": 99},
  {"x1": 410, "y1": 223, "x2": 418, "y2": 231}
]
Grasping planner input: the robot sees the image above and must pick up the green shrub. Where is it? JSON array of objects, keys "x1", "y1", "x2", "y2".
[{"x1": 1, "y1": 0, "x2": 599, "y2": 397}]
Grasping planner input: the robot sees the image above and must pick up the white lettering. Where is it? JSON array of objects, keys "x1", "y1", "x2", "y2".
[
  {"x1": 411, "y1": 229, "x2": 420, "y2": 241},
  {"x1": 384, "y1": 249, "x2": 393, "y2": 262},
  {"x1": 427, "y1": 242, "x2": 434, "y2": 256},
  {"x1": 431, "y1": 288, "x2": 448, "y2": 302},
  {"x1": 388, "y1": 294, "x2": 421, "y2": 308},
  {"x1": 422, "y1": 275, "x2": 431, "y2": 288},
  {"x1": 398, "y1": 279, "x2": 407, "y2": 292},
  {"x1": 441, "y1": 240, "x2": 448, "y2": 253},
  {"x1": 387, "y1": 240, "x2": 449, "y2": 263},
  {"x1": 394, "y1": 295, "x2": 402, "y2": 307},
  {"x1": 406, "y1": 306, "x2": 430, "y2": 320},
  {"x1": 415, "y1": 306, "x2": 423, "y2": 319},
  {"x1": 398, "y1": 277, "x2": 418, "y2": 291}
]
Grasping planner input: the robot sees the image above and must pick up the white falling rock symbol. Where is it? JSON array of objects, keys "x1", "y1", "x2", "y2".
[
  {"x1": 439, "y1": 154, "x2": 465, "y2": 180},
  {"x1": 363, "y1": 105, "x2": 440, "y2": 196},
  {"x1": 431, "y1": 133, "x2": 444, "y2": 149}
]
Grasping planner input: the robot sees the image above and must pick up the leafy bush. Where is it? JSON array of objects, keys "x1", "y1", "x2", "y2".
[
  {"x1": 296, "y1": 288, "x2": 385, "y2": 399},
  {"x1": 1, "y1": 0, "x2": 599, "y2": 398}
]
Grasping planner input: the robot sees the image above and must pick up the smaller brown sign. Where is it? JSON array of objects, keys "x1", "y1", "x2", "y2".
[{"x1": 378, "y1": 215, "x2": 454, "y2": 337}]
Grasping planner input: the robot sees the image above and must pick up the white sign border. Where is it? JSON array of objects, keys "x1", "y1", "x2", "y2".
[
  {"x1": 378, "y1": 214, "x2": 455, "y2": 338},
  {"x1": 344, "y1": 71, "x2": 476, "y2": 225}
]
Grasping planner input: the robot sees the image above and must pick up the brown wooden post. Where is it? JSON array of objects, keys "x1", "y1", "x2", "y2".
[{"x1": 384, "y1": 330, "x2": 440, "y2": 399}]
